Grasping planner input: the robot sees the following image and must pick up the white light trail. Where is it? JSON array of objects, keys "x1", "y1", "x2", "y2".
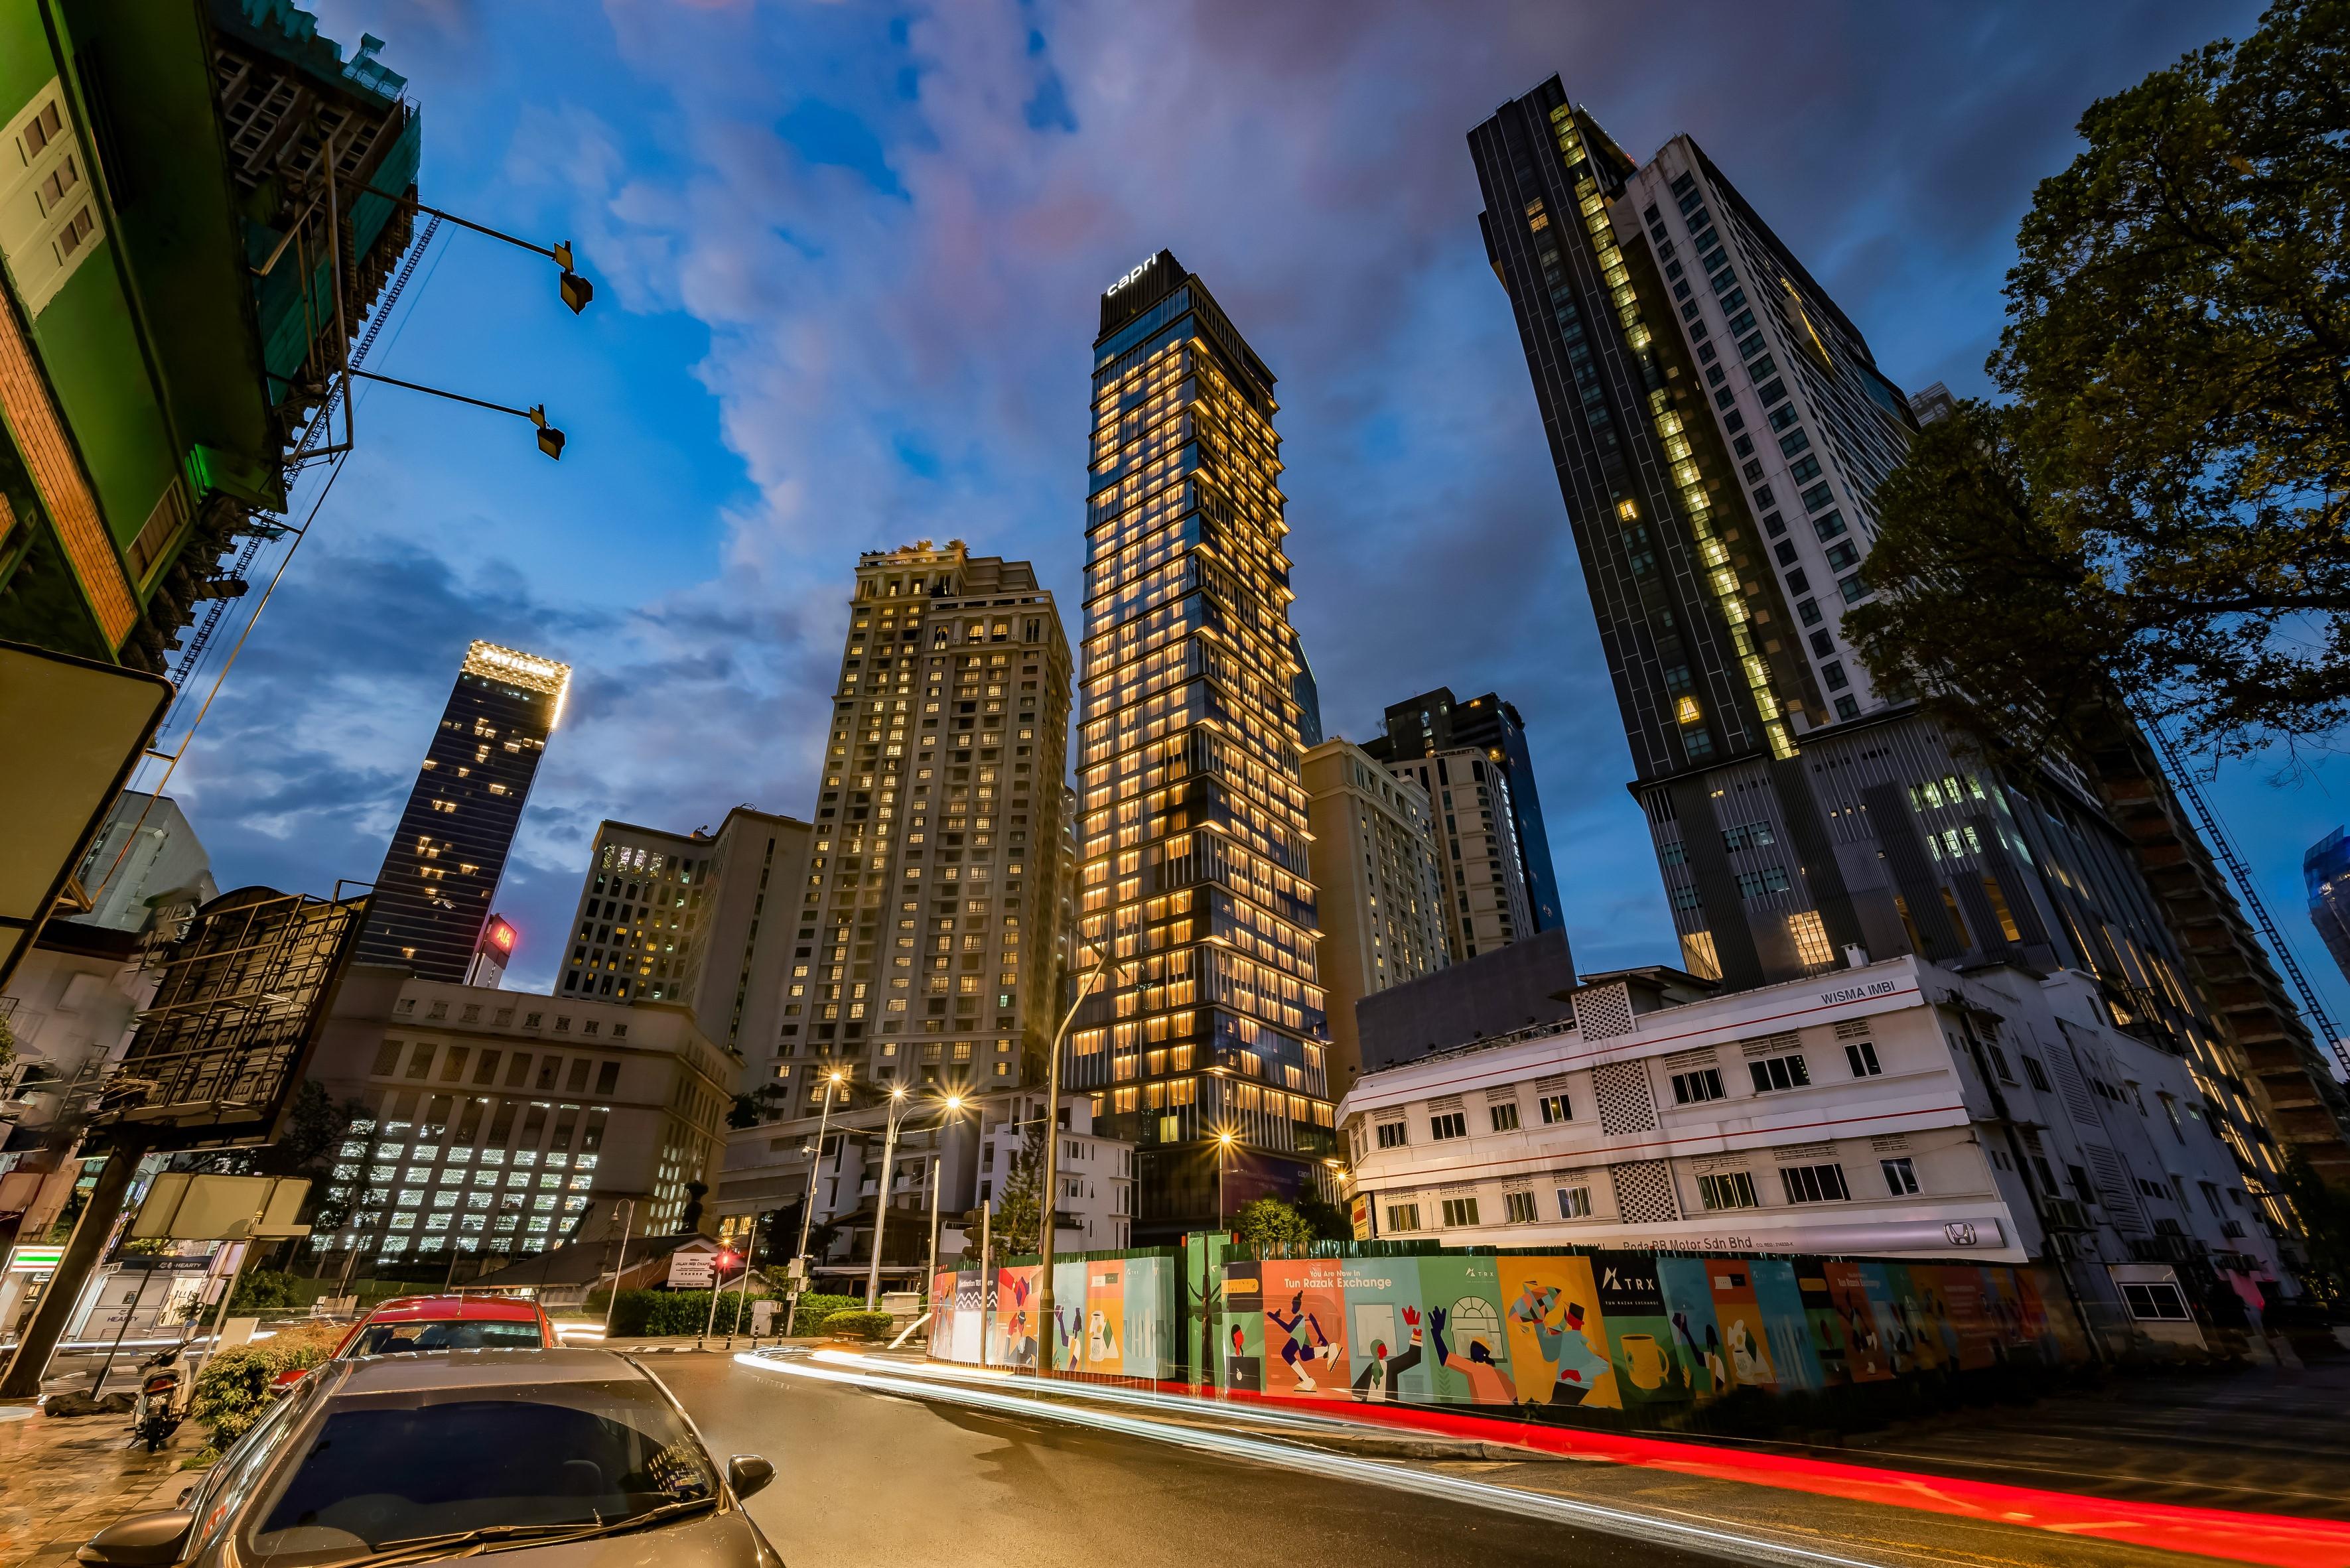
[{"x1": 736, "y1": 1352, "x2": 1887, "y2": 1568}]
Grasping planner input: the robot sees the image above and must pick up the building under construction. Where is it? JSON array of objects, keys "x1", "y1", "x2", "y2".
[{"x1": 0, "y1": 0, "x2": 421, "y2": 672}]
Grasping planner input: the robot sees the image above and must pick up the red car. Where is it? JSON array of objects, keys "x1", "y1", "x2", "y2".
[
  {"x1": 271, "y1": 1295, "x2": 557, "y2": 1392},
  {"x1": 334, "y1": 1293, "x2": 558, "y2": 1356}
]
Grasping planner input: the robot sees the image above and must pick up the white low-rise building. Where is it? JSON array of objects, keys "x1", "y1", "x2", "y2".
[{"x1": 1338, "y1": 956, "x2": 2286, "y2": 1315}]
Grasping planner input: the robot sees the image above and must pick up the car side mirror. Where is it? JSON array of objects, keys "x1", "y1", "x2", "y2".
[
  {"x1": 78, "y1": 1509, "x2": 194, "y2": 1567},
  {"x1": 726, "y1": 1455, "x2": 774, "y2": 1500}
]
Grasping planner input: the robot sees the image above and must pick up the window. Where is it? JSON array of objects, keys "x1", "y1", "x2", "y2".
[
  {"x1": 1748, "y1": 1054, "x2": 1811, "y2": 1092},
  {"x1": 1430, "y1": 1111, "x2": 1468, "y2": 1141},
  {"x1": 1781, "y1": 1163, "x2": 1850, "y2": 1203},
  {"x1": 1698, "y1": 1171, "x2": 1758, "y2": 1210},
  {"x1": 1845, "y1": 1039, "x2": 1882, "y2": 1077},
  {"x1": 1375, "y1": 1120, "x2": 1407, "y2": 1149},
  {"x1": 2120, "y1": 1281, "x2": 2191, "y2": 1321},
  {"x1": 1556, "y1": 1185, "x2": 1593, "y2": 1220},
  {"x1": 1734, "y1": 867, "x2": 1791, "y2": 897},
  {"x1": 2023, "y1": 1056, "x2": 2053, "y2": 1092},
  {"x1": 1489, "y1": 1102, "x2": 1521, "y2": 1133},
  {"x1": 1503, "y1": 1191, "x2": 1539, "y2": 1224},
  {"x1": 1671, "y1": 1068, "x2": 1725, "y2": 1104},
  {"x1": 1882, "y1": 1157, "x2": 1919, "y2": 1195},
  {"x1": 1440, "y1": 1197, "x2": 1481, "y2": 1228},
  {"x1": 1537, "y1": 1092, "x2": 1571, "y2": 1124},
  {"x1": 1385, "y1": 1203, "x2": 1421, "y2": 1232}
]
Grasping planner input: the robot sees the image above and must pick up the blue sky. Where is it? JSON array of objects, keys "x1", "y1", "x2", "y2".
[{"x1": 148, "y1": 0, "x2": 2350, "y2": 1037}]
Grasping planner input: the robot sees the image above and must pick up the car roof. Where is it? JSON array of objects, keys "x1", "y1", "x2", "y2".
[
  {"x1": 361, "y1": 1294, "x2": 545, "y2": 1324},
  {"x1": 323, "y1": 1347, "x2": 650, "y2": 1394}
]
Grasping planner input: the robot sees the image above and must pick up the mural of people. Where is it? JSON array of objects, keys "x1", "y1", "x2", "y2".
[
  {"x1": 1428, "y1": 1304, "x2": 1514, "y2": 1404},
  {"x1": 1268, "y1": 1290, "x2": 1344, "y2": 1392},
  {"x1": 1505, "y1": 1275, "x2": 1614, "y2": 1407},
  {"x1": 1350, "y1": 1304, "x2": 1425, "y2": 1402}
]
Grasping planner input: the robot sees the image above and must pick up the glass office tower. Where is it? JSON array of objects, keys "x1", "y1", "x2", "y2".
[
  {"x1": 357, "y1": 641, "x2": 569, "y2": 982},
  {"x1": 1072, "y1": 251, "x2": 1334, "y2": 1240}
]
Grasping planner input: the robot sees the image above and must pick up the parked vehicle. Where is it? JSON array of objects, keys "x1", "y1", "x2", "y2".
[
  {"x1": 80, "y1": 1348, "x2": 784, "y2": 1568},
  {"x1": 267, "y1": 1295, "x2": 559, "y2": 1395},
  {"x1": 129, "y1": 1345, "x2": 188, "y2": 1453}
]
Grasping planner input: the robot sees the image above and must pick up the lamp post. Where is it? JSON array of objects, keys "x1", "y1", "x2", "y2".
[
  {"x1": 1035, "y1": 944, "x2": 1113, "y2": 1376},
  {"x1": 863, "y1": 1084, "x2": 912, "y2": 1310},
  {"x1": 925, "y1": 1093, "x2": 967, "y2": 1342},
  {"x1": 784, "y1": 1067, "x2": 848, "y2": 1337},
  {"x1": 600, "y1": 1199, "x2": 634, "y2": 1339},
  {"x1": 1215, "y1": 1130, "x2": 1236, "y2": 1230}
]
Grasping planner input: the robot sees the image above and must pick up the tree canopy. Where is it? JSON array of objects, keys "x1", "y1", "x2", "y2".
[{"x1": 1852, "y1": 0, "x2": 2350, "y2": 758}]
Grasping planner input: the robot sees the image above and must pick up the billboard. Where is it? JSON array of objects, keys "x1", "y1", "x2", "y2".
[{"x1": 105, "y1": 886, "x2": 369, "y2": 1149}]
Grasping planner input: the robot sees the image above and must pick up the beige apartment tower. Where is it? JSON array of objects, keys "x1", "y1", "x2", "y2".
[
  {"x1": 1383, "y1": 748, "x2": 1535, "y2": 962},
  {"x1": 778, "y1": 541, "x2": 1073, "y2": 1106},
  {"x1": 557, "y1": 807, "x2": 811, "y2": 1078},
  {"x1": 1301, "y1": 740, "x2": 1450, "y2": 1096}
]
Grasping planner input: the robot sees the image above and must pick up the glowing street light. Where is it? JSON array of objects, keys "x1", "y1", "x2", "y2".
[
  {"x1": 863, "y1": 1084, "x2": 913, "y2": 1310},
  {"x1": 784, "y1": 1065, "x2": 851, "y2": 1337}
]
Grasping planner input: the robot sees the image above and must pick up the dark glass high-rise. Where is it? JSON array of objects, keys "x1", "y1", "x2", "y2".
[{"x1": 356, "y1": 641, "x2": 570, "y2": 982}]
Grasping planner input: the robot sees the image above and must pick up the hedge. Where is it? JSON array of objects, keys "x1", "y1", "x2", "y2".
[
  {"x1": 815, "y1": 1309, "x2": 895, "y2": 1340},
  {"x1": 586, "y1": 1287, "x2": 861, "y2": 1337}
]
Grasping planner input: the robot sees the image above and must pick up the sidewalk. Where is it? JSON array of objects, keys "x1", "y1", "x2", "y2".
[{"x1": 0, "y1": 1404, "x2": 208, "y2": 1568}]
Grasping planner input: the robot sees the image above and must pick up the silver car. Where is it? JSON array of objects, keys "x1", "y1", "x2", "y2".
[{"x1": 78, "y1": 1348, "x2": 782, "y2": 1568}]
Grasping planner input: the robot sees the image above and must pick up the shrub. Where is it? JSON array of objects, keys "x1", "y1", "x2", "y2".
[
  {"x1": 815, "y1": 1309, "x2": 895, "y2": 1341},
  {"x1": 586, "y1": 1288, "x2": 775, "y2": 1337},
  {"x1": 189, "y1": 1323, "x2": 340, "y2": 1451},
  {"x1": 786, "y1": 1293, "x2": 858, "y2": 1331},
  {"x1": 228, "y1": 1270, "x2": 300, "y2": 1311}
]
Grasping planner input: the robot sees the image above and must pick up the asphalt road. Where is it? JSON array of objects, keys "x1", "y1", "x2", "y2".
[{"x1": 650, "y1": 1355, "x2": 1741, "y2": 1568}]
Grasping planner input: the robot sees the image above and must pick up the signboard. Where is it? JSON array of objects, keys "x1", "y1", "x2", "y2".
[
  {"x1": 5, "y1": 1245, "x2": 64, "y2": 1274},
  {"x1": 129, "y1": 1174, "x2": 311, "y2": 1240},
  {"x1": 0, "y1": 641, "x2": 172, "y2": 991},
  {"x1": 666, "y1": 1248, "x2": 717, "y2": 1289}
]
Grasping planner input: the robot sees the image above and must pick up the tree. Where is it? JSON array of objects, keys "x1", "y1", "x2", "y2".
[
  {"x1": 2281, "y1": 1150, "x2": 2350, "y2": 1307},
  {"x1": 990, "y1": 1126, "x2": 1045, "y2": 1257},
  {"x1": 1294, "y1": 1193, "x2": 1356, "y2": 1244},
  {"x1": 1854, "y1": 0, "x2": 2350, "y2": 759},
  {"x1": 1231, "y1": 1197, "x2": 1313, "y2": 1256}
]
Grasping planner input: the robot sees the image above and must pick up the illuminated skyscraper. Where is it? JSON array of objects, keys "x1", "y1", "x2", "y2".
[
  {"x1": 778, "y1": 541, "x2": 1072, "y2": 1101},
  {"x1": 356, "y1": 641, "x2": 569, "y2": 982},
  {"x1": 1072, "y1": 251, "x2": 1334, "y2": 1240}
]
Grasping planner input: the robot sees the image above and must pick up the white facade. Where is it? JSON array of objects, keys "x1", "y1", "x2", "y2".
[{"x1": 1339, "y1": 956, "x2": 2284, "y2": 1295}]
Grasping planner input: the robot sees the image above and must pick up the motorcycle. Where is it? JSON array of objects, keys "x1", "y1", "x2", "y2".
[{"x1": 130, "y1": 1345, "x2": 186, "y2": 1453}]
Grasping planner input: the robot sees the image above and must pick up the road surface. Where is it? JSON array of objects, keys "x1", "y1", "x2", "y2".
[{"x1": 652, "y1": 1354, "x2": 1741, "y2": 1568}]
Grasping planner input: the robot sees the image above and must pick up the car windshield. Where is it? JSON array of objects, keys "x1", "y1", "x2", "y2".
[
  {"x1": 242, "y1": 1377, "x2": 718, "y2": 1566},
  {"x1": 348, "y1": 1320, "x2": 542, "y2": 1355}
]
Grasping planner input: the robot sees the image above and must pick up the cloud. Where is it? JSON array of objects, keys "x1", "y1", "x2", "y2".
[{"x1": 226, "y1": 0, "x2": 2272, "y2": 996}]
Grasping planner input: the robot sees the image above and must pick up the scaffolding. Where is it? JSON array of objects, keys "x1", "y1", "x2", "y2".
[{"x1": 106, "y1": 888, "x2": 369, "y2": 1147}]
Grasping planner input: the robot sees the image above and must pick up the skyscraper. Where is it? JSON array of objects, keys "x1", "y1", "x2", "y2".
[
  {"x1": 1363, "y1": 687, "x2": 1562, "y2": 935},
  {"x1": 1071, "y1": 251, "x2": 1334, "y2": 1239},
  {"x1": 357, "y1": 641, "x2": 569, "y2": 983},
  {"x1": 1470, "y1": 76, "x2": 2349, "y2": 1191},
  {"x1": 778, "y1": 541, "x2": 1071, "y2": 1104},
  {"x1": 1380, "y1": 749, "x2": 1533, "y2": 961},
  {"x1": 1301, "y1": 739, "x2": 1448, "y2": 1095},
  {"x1": 2308, "y1": 828, "x2": 2350, "y2": 992},
  {"x1": 557, "y1": 806, "x2": 811, "y2": 1071}
]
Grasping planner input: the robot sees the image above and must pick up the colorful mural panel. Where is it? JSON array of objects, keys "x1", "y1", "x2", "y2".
[{"x1": 935, "y1": 1243, "x2": 2074, "y2": 1413}]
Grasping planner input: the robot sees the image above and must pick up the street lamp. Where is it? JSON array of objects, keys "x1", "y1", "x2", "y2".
[
  {"x1": 1035, "y1": 943, "x2": 1114, "y2": 1376},
  {"x1": 349, "y1": 369, "x2": 565, "y2": 460},
  {"x1": 863, "y1": 1084, "x2": 913, "y2": 1311},
  {"x1": 1215, "y1": 1129, "x2": 1237, "y2": 1232},
  {"x1": 784, "y1": 1067, "x2": 849, "y2": 1337},
  {"x1": 926, "y1": 1092, "x2": 969, "y2": 1337}
]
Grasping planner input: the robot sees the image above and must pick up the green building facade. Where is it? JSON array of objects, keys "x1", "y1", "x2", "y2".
[{"x1": 0, "y1": 0, "x2": 418, "y2": 671}]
